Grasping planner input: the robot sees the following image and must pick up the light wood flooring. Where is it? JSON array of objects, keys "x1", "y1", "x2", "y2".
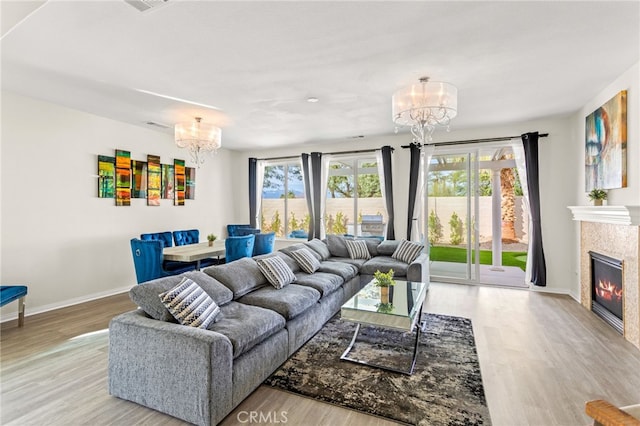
[{"x1": 2, "y1": 283, "x2": 640, "y2": 425}]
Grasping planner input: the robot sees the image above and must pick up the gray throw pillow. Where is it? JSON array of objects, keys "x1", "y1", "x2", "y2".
[
  {"x1": 392, "y1": 240, "x2": 424, "y2": 264},
  {"x1": 326, "y1": 234, "x2": 350, "y2": 258},
  {"x1": 289, "y1": 248, "x2": 321, "y2": 274},
  {"x1": 345, "y1": 239, "x2": 371, "y2": 260},
  {"x1": 304, "y1": 238, "x2": 331, "y2": 260}
]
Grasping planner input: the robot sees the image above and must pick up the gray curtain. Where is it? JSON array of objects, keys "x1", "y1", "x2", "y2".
[
  {"x1": 521, "y1": 132, "x2": 546, "y2": 286},
  {"x1": 310, "y1": 152, "x2": 323, "y2": 239},
  {"x1": 248, "y1": 157, "x2": 257, "y2": 228},
  {"x1": 381, "y1": 146, "x2": 395, "y2": 240},
  {"x1": 406, "y1": 143, "x2": 420, "y2": 240},
  {"x1": 301, "y1": 153, "x2": 314, "y2": 240}
]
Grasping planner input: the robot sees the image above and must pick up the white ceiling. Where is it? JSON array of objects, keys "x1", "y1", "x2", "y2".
[{"x1": 1, "y1": 1, "x2": 639, "y2": 151}]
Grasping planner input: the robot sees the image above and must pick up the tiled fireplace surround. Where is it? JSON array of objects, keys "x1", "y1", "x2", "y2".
[{"x1": 570, "y1": 206, "x2": 640, "y2": 350}]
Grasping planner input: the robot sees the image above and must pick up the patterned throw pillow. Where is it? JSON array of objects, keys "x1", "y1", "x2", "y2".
[
  {"x1": 159, "y1": 278, "x2": 220, "y2": 329},
  {"x1": 256, "y1": 256, "x2": 297, "y2": 289},
  {"x1": 344, "y1": 239, "x2": 371, "y2": 260},
  {"x1": 391, "y1": 240, "x2": 424, "y2": 264},
  {"x1": 289, "y1": 248, "x2": 321, "y2": 274}
]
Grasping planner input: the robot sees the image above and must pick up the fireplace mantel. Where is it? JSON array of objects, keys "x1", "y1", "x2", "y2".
[{"x1": 568, "y1": 205, "x2": 640, "y2": 226}]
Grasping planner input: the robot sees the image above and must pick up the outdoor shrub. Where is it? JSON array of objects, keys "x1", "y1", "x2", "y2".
[
  {"x1": 449, "y1": 211, "x2": 464, "y2": 245},
  {"x1": 428, "y1": 210, "x2": 443, "y2": 244}
]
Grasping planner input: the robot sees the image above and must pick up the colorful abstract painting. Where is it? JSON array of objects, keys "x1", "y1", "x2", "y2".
[
  {"x1": 147, "y1": 154, "x2": 161, "y2": 206},
  {"x1": 174, "y1": 159, "x2": 185, "y2": 206},
  {"x1": 186, "y1": 167, "x2": 196, "y2": 200},
  {"x1": 131, "y1": 160, "x2": 147, "y2": 199},
  {"x1": 115, "y1": 149, "x2": 131, "y2": 206},
  {"x1": 162, "y1": 164, "x2": 174, "y2": 200},
  {"x1": 585, "y1": 90, "x2": 627, "y2": 191},
  {"x1": 97, "y1": 155, "x2": 115, "y2": 198}
]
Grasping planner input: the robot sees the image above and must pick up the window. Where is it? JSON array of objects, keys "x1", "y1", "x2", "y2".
[
  {"x1": 260, "y1": 162, "x2": 309, "y2": 238},
  {"x1": 324, "y1": 156, "x2": 385, "y2": 237}
]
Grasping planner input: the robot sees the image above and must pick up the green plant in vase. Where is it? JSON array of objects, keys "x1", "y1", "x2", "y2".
[
  {"x1": 207, "y1": 234, "x2": 217, "y2": 246},
  {"x1": 376, "y1": 302, "x2": 394, "y2": 314},
  {"x1": 373, "y1": 269, "x2": 395, "y2": 304},
  {"x1": 588, "y1": 189, "x2": 607, "y2": 206}
]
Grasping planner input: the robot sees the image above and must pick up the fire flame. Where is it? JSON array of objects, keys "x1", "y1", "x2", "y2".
[{"x1": 596, "y1": 280, "x2": 623, "y2": 302}]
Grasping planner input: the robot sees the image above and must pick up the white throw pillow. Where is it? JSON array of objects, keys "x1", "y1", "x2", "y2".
[{"x1": 159, "y1": 277, "x2": 220, "y2": 329}]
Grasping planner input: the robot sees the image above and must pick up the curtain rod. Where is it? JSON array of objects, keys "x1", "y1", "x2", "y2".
[
  {"x1": 255, "y1": 155, "x2": 301, "y2": 161},
  {"x1": 257, "y1": 147, "x2": 394, "y2": 161},
  {"x1": 400, "y1": 133, "x2": 549, "y2": 149}
]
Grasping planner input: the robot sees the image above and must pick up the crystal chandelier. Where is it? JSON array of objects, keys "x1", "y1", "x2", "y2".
[
  {"x1": 174, "y1": 117, "x2": 221, "y2": 167},
  {"x1": 392, "y1": 76, "x2": 458, "y2": 144}
]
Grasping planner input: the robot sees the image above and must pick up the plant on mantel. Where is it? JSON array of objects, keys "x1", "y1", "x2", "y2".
[{"x1": 588, "y1": 189, "x2": 608, "y2": 206}]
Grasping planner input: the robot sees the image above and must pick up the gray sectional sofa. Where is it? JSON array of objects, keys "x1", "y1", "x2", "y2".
[{"x1": 108, "y1": 236, "x2": 429, "y2": 425}]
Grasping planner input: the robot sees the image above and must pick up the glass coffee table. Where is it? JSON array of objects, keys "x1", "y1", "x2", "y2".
[{"x1": 340, "y1": 279, "x2": 428, "y2": 375}]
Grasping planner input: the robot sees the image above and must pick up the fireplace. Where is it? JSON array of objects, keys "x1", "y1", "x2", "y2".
[{"x1": 589, "y1": 251, "x2": 623, "y2": 334}]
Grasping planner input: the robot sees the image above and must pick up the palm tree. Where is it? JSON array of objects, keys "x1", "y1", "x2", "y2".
[{"x1": 500, "y1": 158, "x2": 517, "y2": 242}]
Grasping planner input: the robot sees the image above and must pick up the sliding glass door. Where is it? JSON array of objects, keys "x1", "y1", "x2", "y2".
[
  {"x1": 427, "y1": 150, "x2": 479, "y2": 283},
  {"x1": 426, "y1": 143, "x2": 529, "y2": 286}
]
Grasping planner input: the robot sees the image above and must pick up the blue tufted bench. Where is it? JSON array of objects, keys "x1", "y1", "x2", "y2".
[{"x1": 1, "y1": 285, "x2": 28, "y2": 327}]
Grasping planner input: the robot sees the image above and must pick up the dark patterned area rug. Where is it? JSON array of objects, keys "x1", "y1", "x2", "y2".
[{"x1": 264, "y1": 313, "x2": 491, "y2": 426}]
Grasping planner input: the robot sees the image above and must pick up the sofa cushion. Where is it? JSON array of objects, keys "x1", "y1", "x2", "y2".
[
  {"x1": 392, "y1": 239, "x2": 424, "y2": 264},
  {"x1": 345, "y1": 239, "x2": 371, "y2": 260},
  {"x1": 360, "y1": 256, "x2": 409, "y2": 277},
  {"x1": 376, "y1": 239, "x2": 401, "y2": 255},
  {"x1": 294, "y1": 272, "x2": 343, "y2": 297},
  {"x1": 256, "y1": 256, "x2": 297, "y2": 289},
  {"x1": 208, "y1": 301, "x2": 285, "y2": 358},
  {"x1": 318, "y1": 260, "x2": 359, "y2": 280},
  {"x1": 204, "y1": 257, "x2": 268, "y2": 298},
  {"x1": 304, "y1": 238, "x2": 331, "y2": 260},
  {"x1": 326, "y1": 234, "x2": 350, "y2": 258},
  {"x1": 279, "y1": 243, "x2": 322, "y2": 262},
  {"x1": 327, "y1": 257, "x2": 368, "y2": 270},
  {"x1": 289, "y1": 248, "x2": 321, "y2": 274},
  {"x1": 129, "y1": 271, "x2": 233, "y2": 322},
  {"x1": 237, "y1": 284, "x2": 320, "y2": 320},
  {"x1": 357, "y1": 237, "x2": 381, "y2": 257},
  {"x1": 159, "y1": 278, "x2": 221, "y2": 329}
]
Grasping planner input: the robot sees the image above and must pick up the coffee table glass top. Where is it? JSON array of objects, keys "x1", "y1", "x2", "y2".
[{"x1": 341, "y1": 279, "x2": 427, "y2": 332}]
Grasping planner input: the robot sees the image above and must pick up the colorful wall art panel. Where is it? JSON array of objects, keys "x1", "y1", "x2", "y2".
[
  {"x1": 174, "y1": 159, "x2": 185, "y2": 206},
  {"x1": 162, "y1": 164, "x2": 174, "y2": 200},
  {"x1": 131, "y1": 160, "x2": 147, "y2": 199},
  {"x1": 585, "y1": 90, "x2": 627, "y2": 191},
  {"x1": 186, "y1": 167, "x2": 196, "y2": 200},
  {"x1": 147, "y1": 154, "x2": 161, "y2": 206},
  {"x1": 115, "y1": 149, "x2": 131, "y2": 206},
  {"x1": 98, "y1": 155, "x2": 115, "y2": 198}
]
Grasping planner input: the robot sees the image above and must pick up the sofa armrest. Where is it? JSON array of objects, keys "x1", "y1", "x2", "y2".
[
  {"x1": 585, "y1": 400, "x2": 640, "y2": 426},
  {"x1": 108, "y1": 310, "x2": 234, "y2": 426},
  {"x1": 407, "y1": 253, "x2": 430, "y2": 285}
]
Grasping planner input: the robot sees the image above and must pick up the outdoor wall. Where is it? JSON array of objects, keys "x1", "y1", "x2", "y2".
[{"x1": 0, "y1": 92, "x2": 237, "y2": 321}]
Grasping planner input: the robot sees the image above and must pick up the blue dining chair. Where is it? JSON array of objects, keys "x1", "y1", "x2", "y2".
[
  {"x1": 173, "y1": 229, "x2": 200, "y2": 246},
  {"x1": 140, "y1": 231, "x2": 173, "y2": 248},
  {"x1": 227, "y1": 224, "x2": 256, "y2": 237},
  {"x1": 0, "y1": 285, "x2": 28, "y2": 327},
  {"x1": 253, "y1": 232, "x2": 276, "y2": 256},
  {"x1": 225, "y1": 234, "x2": 255, "y2": 263},
  {"x1": 130, "y1": 238, "x2": 195, "y2": 284}
]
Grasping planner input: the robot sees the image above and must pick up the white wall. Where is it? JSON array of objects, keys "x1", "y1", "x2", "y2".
[
  {"x1": 568, "y1": 61, "x2": 640, "y2": 302},
  {"x1": 230, "y1": 115, "x2": 577, "y2": 296},
  {"x1": 0, "y1": 92, "x2": 238, "y2": 321}
]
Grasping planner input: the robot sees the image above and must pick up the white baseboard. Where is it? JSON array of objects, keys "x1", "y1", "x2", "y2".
[
  {"x1": 529, "y1": 285, "x2": 581, "y2": 303},
  {"x1": 0, "y1": 285, "x2": 132, "y2": 323}
]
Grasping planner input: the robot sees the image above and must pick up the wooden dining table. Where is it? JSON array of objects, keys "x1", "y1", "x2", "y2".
[{"x1": 163, "y1": 240, "x2": 226, "y2": 270}]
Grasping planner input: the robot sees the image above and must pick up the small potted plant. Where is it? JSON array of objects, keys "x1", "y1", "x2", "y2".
[
  {"x1": 373, "y1": 269, "x2": 395, "y2": 304},
  {"x1": 588, "y1": 189, "x2": 607, "y2": 206},
  {"x1": 207, "y1": 234, "x2": 217, "y2": 247}
]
